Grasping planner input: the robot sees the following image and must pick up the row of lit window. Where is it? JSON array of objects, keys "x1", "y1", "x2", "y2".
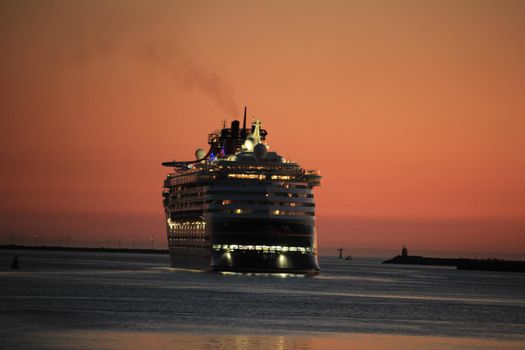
[
  {"x1": 217, "y1": 199, "x2": 314, "y2": 207},
  {"x1": 221, "y1": 165, "x2": 298, "y2": 172},
  {"x1": 212, "y1": 244, "x2": 312, "y2": 253},
  {"x1": 167, "y1": 219, "x2": 206, "y2": 230},
  {"x1": 208, "y1": 191, "x2": 313, "y2": 198},
  {"x1": 172, "y1": 201, "x2": 206, "y2": 209},
  {"x1": 167, "y1": 190, "x2": 312, "y2": 201},
  {"x1": 170, "y1": 244, "x2": 208, "y2": 249},
  {"x1": 272, "y1": 210, "x2": 314, "y2": 216},
  {"x1": 171, "y1": 183, "x2": 204, "y2": 192},
  {"x1": 169, "y1": 237, "x2": 208, "y2": 241},
  {"x1": 226, "y1": 173, "x2": 296, "y2": 181},
  {"x1": 271, "y1": 175, "x2": 292, "y2": 180},
  {"x1": 169, "y1": 230, "x2": 206, "y2": 236},
  {"x1": 227, "y1": 173, "x2": 266, "y2": 180},
  {"x1": 207, "y1": 208, "x2": 314, "y2": 216},
  {"x1": 275, "y1": 192, "x2": 310, "y2": 198},
  {"x1": 170, "y1": 192, "x2": 206, "y2": 199},
  {"x1": 168, "y1": 174, "x2": 199, "y2": 186}
]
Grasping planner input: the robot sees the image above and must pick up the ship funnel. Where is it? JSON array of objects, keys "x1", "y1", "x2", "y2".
[
  {"x1": 231, "y1": 120, "x2": 240, "y2": 139},
  {"x1": 241, "y1": 106, "x2": 247, "y2": 139}
]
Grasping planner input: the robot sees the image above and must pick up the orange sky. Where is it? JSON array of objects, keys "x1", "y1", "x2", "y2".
[{"x1": 1, "y1": 1, "x2": 524, "y2": 255}]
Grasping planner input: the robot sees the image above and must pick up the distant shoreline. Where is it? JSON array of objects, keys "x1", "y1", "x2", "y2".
[{"x1": 0, "y1": 244, "x2": 168, "y2": 255}]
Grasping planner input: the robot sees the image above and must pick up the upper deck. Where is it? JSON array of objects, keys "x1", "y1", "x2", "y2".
[{"x1": 162, "y1": 110, "x2": 320, "y2": 188}]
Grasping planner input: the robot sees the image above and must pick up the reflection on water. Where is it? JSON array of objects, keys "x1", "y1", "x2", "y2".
[
  {"x1": 1, "y1": 251, "x2": 525, "y2": 350},
  {"x1": 36, "y1": 331, "x2": 525, "y2": 350},
  {"x1": 219, "y1": 271, "x2": 306, "y2": 278}
]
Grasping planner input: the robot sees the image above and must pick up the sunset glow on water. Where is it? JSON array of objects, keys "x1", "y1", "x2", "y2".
[{"x1": 1, "y1": 251, "x2": 525, "y2": 349}]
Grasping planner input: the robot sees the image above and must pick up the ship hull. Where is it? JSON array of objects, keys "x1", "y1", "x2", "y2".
[
  {"x1": 166, "y1": 214, "x2": 320, "y2": 273},
  {"x1": 208, "y1": 215, "x2": 319, "y2": 273},
  {"x1": 168, "y1": 248, "x2": 319, "y2": 274},
  {"x1": 168, "y1": 247, "x2": 211, "y2": 270},
  {"x1": 211, "y1": 250, "x2": 319, "y2": 274}
]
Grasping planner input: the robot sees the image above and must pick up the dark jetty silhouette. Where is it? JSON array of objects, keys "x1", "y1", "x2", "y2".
[
  {"x1": 383, "y1": 246, "x2": 525, "y2": 273},
  {"x1": 0, "y1": 244, "x2": 168, "y2": 255}
]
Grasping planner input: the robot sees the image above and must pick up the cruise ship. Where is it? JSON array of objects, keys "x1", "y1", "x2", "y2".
[{"x1": 162, "y1": 108, "x2": 321, "y2": 273}]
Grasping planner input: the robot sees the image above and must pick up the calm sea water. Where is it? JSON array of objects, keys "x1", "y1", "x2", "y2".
[{"x1": 1, "y1": 250, "x2": 524, "y2": 349}]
